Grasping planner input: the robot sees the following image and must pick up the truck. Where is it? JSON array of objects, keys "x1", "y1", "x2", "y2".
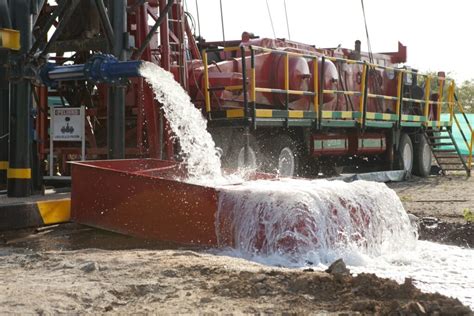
[{"x1": 0, "y1": 0, "x2": 472, "y2": 197}]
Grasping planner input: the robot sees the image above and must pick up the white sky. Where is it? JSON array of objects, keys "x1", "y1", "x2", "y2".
[{"x1": 184, "y1": 0, "x2": 474, "y2": 83}]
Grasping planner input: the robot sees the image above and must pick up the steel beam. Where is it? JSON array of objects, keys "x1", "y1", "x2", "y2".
[
  {"x1": 40, "y1": 0, "x2": 80, "y2": 57},
  {"x1": 0, "y1": 88, "x2": 8, "y2": 189},
  {"x1": 0, "y1": 0, "x2": 11, "y2": 28},
  {"x1": 134, "y1": 0, "x2": 174, "y2": 60},
  {"x1": 93, "y1": 0, "x2": 114, "y2": 49},
  {"x1": 28, "y1": 1, "x2": 67, "y2": 56},
  {"x1": 8, "y1": 0, "x2": 34, "y2": 197},
  {"x1": 47, "y1": 37, "x2": 107, "y2": 54},
  {"x1": 107, "y1": 0, "x2": 127, "y2": 159}
]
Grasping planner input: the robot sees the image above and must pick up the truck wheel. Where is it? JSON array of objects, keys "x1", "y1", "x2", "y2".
[
  {"x1": 225, "y1": 134, "x2": 262, "y2": 171},
  {"x1": 412, "y1": 134, "x2": 432, "y2": 177},
  {"x1": 266, "y1": 135, "x2": 300, "y2": 177},
  {"x1": 396, "y1": 133, "x2": 414, "y2": 174}
]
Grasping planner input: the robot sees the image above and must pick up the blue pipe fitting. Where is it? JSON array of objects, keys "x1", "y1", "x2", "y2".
[
  {"x1": 83, "y1": 54, "x2": 143, "y2": 83},
  {"x1": 40, "y1": 54, "x2": 143, "y2": 87}
]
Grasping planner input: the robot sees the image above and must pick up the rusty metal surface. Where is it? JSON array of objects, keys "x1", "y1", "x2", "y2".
[{"x1": 71, "y1": 159, "x2": 220, "y2": 246}]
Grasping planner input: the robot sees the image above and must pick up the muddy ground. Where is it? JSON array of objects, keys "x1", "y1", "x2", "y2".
[
  {"x1": 388, "y1": 175, "x2": 474, "y2": 248},
  {"x1": 0, "y1": 175, "x2": 473, "y2": 314}
]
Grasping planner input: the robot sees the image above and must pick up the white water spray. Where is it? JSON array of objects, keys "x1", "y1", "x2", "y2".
[
  {"x1": 140, "y1": 62, "x2": 223, "y2": 182},
  {"x1": 216, "y1": 179, "x2": 417, "y2": 265},
  {"x1": 140, "y1": 62, "x2": 473, "y2": 309}
]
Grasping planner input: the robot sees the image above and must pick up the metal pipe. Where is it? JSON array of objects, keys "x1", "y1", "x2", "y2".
[
  {"x1": 0, "y1": 0, "x2": 11, "y2": 28},
  {"x1": 40, "y1": 55, "x2": 143, "y2": 86},
  {"x1": 134, "y1": 0, "x2": 174, "y2": 60},
  {"x1": 0, "y1": 88, "x2": 8, "y2": 188},
  {"x1": 8, "y1": 0, "x2": 33, "y2": 197},
  {"x1": 318, "y1": 57, "x2": 325, "y2": 129},
  {"x1": 241, "y1": 46, "x2": 249, "y2": 118},
  {"x1": 250, "y1": 46, "x2": 256, "y2": 130},
  {"x1": 159, "y1": 0, "x2": 173, "y2": 161},
  {"x1": 108, "y1": 0, "x2": 127, "y2": 159}
]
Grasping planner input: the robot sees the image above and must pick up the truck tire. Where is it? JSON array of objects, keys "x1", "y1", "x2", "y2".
[
  {"x1": 396, "y1": 133, "x2": 414, "y2": 174},
  {"x1": 265, "y1": 134, "x2": 300, "y2": 177},
  {"x1": 412, "y1": 134, "x2": 432, "y2": 177},
  {"x1": 225, "y1": 133, "x2": 262, "y2": 171}
]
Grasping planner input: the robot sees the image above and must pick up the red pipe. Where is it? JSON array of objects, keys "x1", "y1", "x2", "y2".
[{"x1": 159, "y1": 0, "x2": 174, "y2": 160}]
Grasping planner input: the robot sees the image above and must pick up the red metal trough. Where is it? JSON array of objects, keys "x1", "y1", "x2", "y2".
[
  {"x1": 71, "y1": 159, "x2": 372, "y2": 253},
  {"x1": 71, "y1": 159, "x2": 222, "y2": 245}
]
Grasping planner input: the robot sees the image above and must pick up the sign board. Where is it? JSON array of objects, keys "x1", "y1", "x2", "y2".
[
  {"x1": 49, "y1": 106, "x2": 86, "y2": 177},
  {"x1": 52, "y1": 107, "x2": 83, "y2": 141}
]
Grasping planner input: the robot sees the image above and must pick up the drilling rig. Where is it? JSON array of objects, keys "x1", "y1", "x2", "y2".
[{"x1": 0, "y1": 0, "x2": 472, "y2": 200}]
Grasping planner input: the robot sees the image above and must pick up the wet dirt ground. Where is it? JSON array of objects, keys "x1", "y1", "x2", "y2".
[
  {"x1": 388, "y1": 175, "x2": 474, "y2": 248},
  {"x1": 0, "y1": 175, "x2": 473, "y2": 314}
]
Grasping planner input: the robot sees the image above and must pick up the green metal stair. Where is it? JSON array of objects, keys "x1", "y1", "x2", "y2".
[{"x1": 425, "y1": 126, "x2": 470, "y2": 176}]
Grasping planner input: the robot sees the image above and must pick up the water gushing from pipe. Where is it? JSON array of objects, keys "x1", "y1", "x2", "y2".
[{"x1": 140, "y1": 62, "x2": 224, "y2": 183}]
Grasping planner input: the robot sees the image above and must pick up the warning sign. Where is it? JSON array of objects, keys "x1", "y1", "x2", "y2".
[{"x1": 52, "y1": 107, "x2": 84, "y2": 141}]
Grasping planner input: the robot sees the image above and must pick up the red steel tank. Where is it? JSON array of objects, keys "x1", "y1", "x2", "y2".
[{"x1": 190, "y1": 36, "x2": 404, "y2": 114}]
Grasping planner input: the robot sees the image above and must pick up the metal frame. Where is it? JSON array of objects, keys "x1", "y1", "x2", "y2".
[
  {"x1": 200, "y1": 44, "x2": 473, "y2": 172},
  {"x1": 201, "y1": 45, "x2": 458, "y2": 129}
]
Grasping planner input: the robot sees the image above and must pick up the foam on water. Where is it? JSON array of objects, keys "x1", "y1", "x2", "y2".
[
  {"x1": 215, "y1": 179, "x2": 474, "y2": 308},
  {"x1": 216, "y1": 178, "x2": 418, "y2": 265},
  {"x1": 349, "y1": 241, "x2": 474, "y2": 308},
  {"x1": 140, "y1": 63, "x2": 473, "y2": 309}
]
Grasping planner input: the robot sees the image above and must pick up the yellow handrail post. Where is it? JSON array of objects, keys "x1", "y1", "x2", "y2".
[
  {"x1": 313, "y1": 57, "x2": 319, "y2": 115},
  {"x1": 437, "y1": 76, "x2": 445, "y2": 122},
  {"x1": 284, "y1": 53, "x2": 290, "y2": 92},
  {"x1": 358, "y1": 63, "x2": 368, "y2": 124},
  {"x1": 202, "y1": 49, "x2": 211, "y2": 113},
  {"x1": 423, "y1": 76, "x2": 431, "y2": 119},
  {"x1": 448, "y1": 81, "x2": 455, "y2": 126},
  {"x1": 470, "y1": 131, "x2": 473, "y2": 169},
  {"x1": 250, "y1": 53, "x2": 256, "y2": 104},
  {"x1": 395, "y1": 70, "x2": 403, "y2": 118}
]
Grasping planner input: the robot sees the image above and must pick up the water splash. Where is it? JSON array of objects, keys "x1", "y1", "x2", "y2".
[
  {"x1": 216, "y1": 178, "x2": 417, "y2": 266},
  {"x1": 139, "y1": 62, "x2": 224, "y2": 183},
  {"x1": 140, "y1": 62, "x2": 473, "y2": 308}
]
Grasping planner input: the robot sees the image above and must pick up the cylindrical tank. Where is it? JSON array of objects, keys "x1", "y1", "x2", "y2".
[
  {"x1": 308, "y1": 58, "x2": 339, "y2": 104},
  {"x1": 271, "y1": 54, "x2": 311, "y2": 105},
  {"x1": 193, "y1": 51, "x2": 341, "y2": 110},
  {"x1": 269, "y1": 55, "x2": 339, "y2": 107}
]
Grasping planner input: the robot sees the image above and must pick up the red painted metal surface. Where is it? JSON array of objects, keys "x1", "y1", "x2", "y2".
[
  {"x1": 310, "y1": 132, "x2": 387, "y2": 157},
  {"x1": 71, "y1": 159, "x2": 375, "y2": 252},
  {"x1": 71, "y1": 159, "x2": 221, "y2": 245},
  {"x1": 192, "y1": 36, "x2": 407, "y2": 114}
]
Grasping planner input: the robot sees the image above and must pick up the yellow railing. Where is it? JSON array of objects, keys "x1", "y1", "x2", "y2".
[
  {"x1": 201, "y1": 45, "x2": 462, "y2": 128},
  {"x1": 201, "y1": 44, "x2": 473, "y2": 172}
]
